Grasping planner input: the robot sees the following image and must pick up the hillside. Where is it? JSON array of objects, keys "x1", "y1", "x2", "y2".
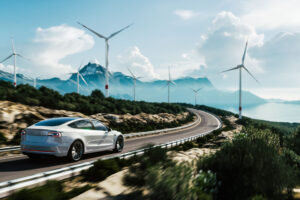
[
  {"x1": 0, "y1": 100, "x2": 193, "y2": 145},
  {"x1": 0, "y1": 62, "x2": 266, "y2": 106},
  {"x1": 0, "y1": 80, "x2": 186, "y2": 115}
]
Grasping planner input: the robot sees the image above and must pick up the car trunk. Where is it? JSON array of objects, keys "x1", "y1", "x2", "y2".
[{"x1": 24, "y1": 128, "x2": 51, "y2": 143}]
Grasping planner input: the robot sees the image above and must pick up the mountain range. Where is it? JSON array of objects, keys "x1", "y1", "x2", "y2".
[{"x1": 0, "y1": 62, "x2": 267, "y2": 106}]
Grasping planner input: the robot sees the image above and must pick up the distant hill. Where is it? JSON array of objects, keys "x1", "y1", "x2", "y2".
[{"x1": 0, "y1": 62, "x2": 266, "y2": 106}]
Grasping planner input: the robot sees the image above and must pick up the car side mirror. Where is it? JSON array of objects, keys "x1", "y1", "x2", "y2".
[{"x1": 108, "y1": 128, "x2": 112, "y2": 132}]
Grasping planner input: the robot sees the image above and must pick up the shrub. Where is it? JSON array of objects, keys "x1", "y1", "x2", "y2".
[
  {"x1": 198, "y1": 127, "x2": 296, "y2": 200},
  {"x1": 0, "y1": 132, "x2": 7, "y2": 145},
  {"x1": 193, "y1": 170, "x2": 218, "y2": 200},
  {"x1": 145, "y1": 164, "x2": 197, "y2": 200},
  {"x1": 81, "y1": 158, "x2": 121, "y2": 182},
  {"x1": 124, "y1": 146, "x2": 171, "y2": 187},
  {"x1": 8, "y1": 129, "x2": 22, "y2": 145}
]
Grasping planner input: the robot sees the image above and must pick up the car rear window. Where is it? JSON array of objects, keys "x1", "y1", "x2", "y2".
[{"x1": 35, "y1": 118, "x2": 75, "y2": 126}]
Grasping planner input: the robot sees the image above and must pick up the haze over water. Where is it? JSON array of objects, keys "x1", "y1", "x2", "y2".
[{"x1": 218, "y1": 103, "x2": 300, "y2": 123}]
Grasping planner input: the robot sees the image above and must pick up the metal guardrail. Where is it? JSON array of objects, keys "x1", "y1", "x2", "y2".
[
  {"x1": 0, "y1": 111, "x2": 221, "y2": 198},
  {"x1": 0, "y1": 111, "x2": 201, "y2": 153},
  {"x1": 0, "y1": 146, "x2": 21, "y2": 153}
]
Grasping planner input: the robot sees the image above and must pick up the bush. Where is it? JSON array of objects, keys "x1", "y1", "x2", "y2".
[
  {"x1": 197, "y1": 127, "x2": 296, "y2": 200},
  {"x1": 286, "y1": 127, "x2": 300, "y2": 155},
  {"x1": 8, "y1": 129, "x2": 22, "y2": 145},
  {"x1": 81, "y1": 158, "x2": 121, "y2": 182},
  {"x1": 193, "y1": 170, "x2": 218, "y2": 199},
  {"x1": 145, "y1": 164, "x2": 198, "y2": 200},
  {"x1": 0, "y1": 132, "x2": 7, "y2": 145},
  {"x1": 124, "y1": 146, "x2": 171, "y2": 187}
]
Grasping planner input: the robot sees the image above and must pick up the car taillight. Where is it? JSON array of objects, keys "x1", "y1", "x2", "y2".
[
  {"x1": 21, "y1": 130, "x2": 26, "y2": 136},
  {"x1": 47, "y1": 131, "x2": 62, "y2": 138}
]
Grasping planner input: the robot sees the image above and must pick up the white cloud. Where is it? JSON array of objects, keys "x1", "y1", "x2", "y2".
[
  {"x1": 194, "y1": 11, "x2": 264, "y2": 88},
  {"x1": 241, "y1": 0, "x2": 300, "y2": 30},
  {"x1": 31, "y1": 24, "x2": 94, "y2": 77},
  {"x1": 173, "y1": 9, "x2": 200, "y2": 20},
  {"x1": 249, "y1": 32, "x2": 300, "y2": 87},
  {"x1": 0, "y1": 63, "x2": 29, "y2": 75},
  {"x1": 116, "y1": 46, "x2": 159, "y2": 81},
  {"x1": 156, "y1": 50, "x2": 206, "y2": 80}
]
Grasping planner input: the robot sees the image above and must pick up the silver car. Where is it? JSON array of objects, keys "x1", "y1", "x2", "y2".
[{"x1": 21, "y1": 117, "x2": 124, "y2": 161}]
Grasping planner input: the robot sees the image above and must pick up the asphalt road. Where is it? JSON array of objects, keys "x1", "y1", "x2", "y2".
[{"x1": 0, "y1": 109, "x2": 220, "y2": 182}]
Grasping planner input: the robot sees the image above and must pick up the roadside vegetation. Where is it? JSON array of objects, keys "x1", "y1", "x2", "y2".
[
  {"x1": 5, "y1": 100, "x2": 300, "y2": 199},
  {"x1": 7, "y1": 180, "x2": 92, "y2": 200},
  {"x1": 0, "y1": 80, "x2": 186, "y2": 115}
]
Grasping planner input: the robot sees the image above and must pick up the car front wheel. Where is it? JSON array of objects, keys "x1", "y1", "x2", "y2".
[{"x1": 68, "y1": 140, "x2": 84, "y2": 161}]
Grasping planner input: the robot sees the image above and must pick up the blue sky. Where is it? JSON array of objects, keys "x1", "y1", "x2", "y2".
[{"x1": 1, "y1": 0, "x2": 300, "y2": 100}]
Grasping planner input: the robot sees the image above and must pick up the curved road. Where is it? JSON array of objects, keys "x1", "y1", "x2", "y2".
[{"x1": 0, "y1": 109, "x2": 220, "y2": 182}]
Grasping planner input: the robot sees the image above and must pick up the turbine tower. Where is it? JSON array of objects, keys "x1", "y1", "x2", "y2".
[
  {"x1": 0, "y1": 38, "x2": 28, "y2": 87},
  {"x1": 166, "y1": 66, "x2": 175, "y2": 103},
  {"x1": 77, "y1": 22, "x2": 132, "y2": 98},
  {"x1": 191, "y1": 88, "x2": 202, "y2": 106},
  {"x1": 221, "y1": 41, "x2": 259, "y2": 119},
  {"x1": 128, "y1": 67, "x2": 141, "y2": 101},
  {"x1": 30, "y1": 76, "x2": 38, "y2": 88},
  {"x1": 69, "y1": 64, "x2": 88, "y2": 94}
]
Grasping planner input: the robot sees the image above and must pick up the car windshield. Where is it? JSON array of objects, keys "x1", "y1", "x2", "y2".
[{"x1": 35, "y1": 118, "x2": 76, "y2": 126}]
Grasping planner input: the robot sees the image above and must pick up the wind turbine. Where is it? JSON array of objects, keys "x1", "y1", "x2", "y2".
[
  {"x1": 77, "y1": 22, "x2": 132, "y2": 98},
  {"x1": 221, "y1": 41, "x2": 259, "y2": 119},
  {"x1": 0, "y1": 38, "x2": 28, "y2": 87},
  {"x1": 166, "y1": 66, "x2": 175, "y2": 103},
  {"x1": 69, "y1": 64, "x2": 89, "y2": 94},
  {"x1": 127, "y1": 67, "x2": 142, "y2": 101},
  {"x1": 191, "y1": 88, "x2": 202, "y2": 106}
]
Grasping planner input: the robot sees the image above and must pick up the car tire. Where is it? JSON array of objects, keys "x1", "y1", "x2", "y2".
[
  {"x1": 113, "y1": 136, "x2": 124, "y2": 152},
  {"x1": 68, "y1": 140, "x2": 84, "y2": 162}
]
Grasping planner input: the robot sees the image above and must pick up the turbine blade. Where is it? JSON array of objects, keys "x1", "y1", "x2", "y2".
[
  {"x1": 78, "y1": 60, "x2": 84, "y2": 71},
  {"x1": 79, "y1": 73, "x2": 88, "y2": 86},
  {"x1": 243, "y1": 66, "x2": 259, "y2": 83},
  {"x1": 108, "y1": 23, "x2": 133, "y2": 39},
  {"x1": 127, "y1": 67, "x2": 135, "y2": 78},
  {"x1": 196, "y1": 88, "x2": 202, "y2": 92},
  {"x1": 0, "y1": 54, "x2": 13, "y2": 63},
  {"x1": 162, "y1": 82, "x2": 169, "y2": 88},
  {"x1": 220, "y1": 66, "x2": 240, "y2": 73},
  {"x1": 136, "y1": 76, "x2": 143, "y2": 80},
  {"x1": 242, "y1": 41, "x2": 248, "y2": 65},
  {"x1": 16, "y1": 54, "x2": 31, "y2": 61},
  {"x1": 77, "y1": 22, "x2": 107, "y2": 39},
  {"x1": 190, "y1": 88, "x2": 196, "y2": 93},
  {"x1": 10, "y1": 37, "x2": 16, "y2": 53},
  {"x1": 69, "y1": 79, "x2": 77, "y2": 86},
  {"x1": 171, "y1": 80, "x2": 176, "y2": 85}
]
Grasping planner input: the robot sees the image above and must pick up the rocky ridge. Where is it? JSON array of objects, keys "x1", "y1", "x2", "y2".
[{"x1": 0, "y1": 101, "x2": 190, "y2": 142}]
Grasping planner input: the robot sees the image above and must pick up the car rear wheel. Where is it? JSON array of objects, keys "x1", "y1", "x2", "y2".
[
  {"x1": 114, "y1": 136, "x2": 124, "y2": 152},
  {"x1": 68, "y1": 140, "x2": 84, "y2": 162}
]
